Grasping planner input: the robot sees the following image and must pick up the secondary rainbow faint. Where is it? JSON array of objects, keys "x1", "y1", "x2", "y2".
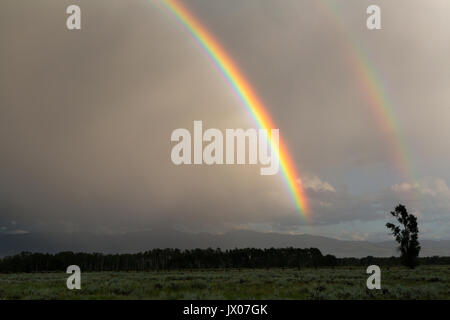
[
  {"x1": 154, "y1": 0, "x2": 309, "y2": 217},
  {"x1": 320, "y1": 0, "x2": 416, "y2": 182}
]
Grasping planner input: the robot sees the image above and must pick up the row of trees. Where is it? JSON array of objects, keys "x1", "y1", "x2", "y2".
[
  {"x1": 0, "y1": 248, "x2": 331, "y2": 272},
  {"x1": 0, "y1": 248, "x2": 448, "y2": 273}
]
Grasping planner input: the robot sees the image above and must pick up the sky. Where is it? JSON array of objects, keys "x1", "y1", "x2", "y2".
[{"x1": 0, "y1": 0, "x2": 449, "y2": 241}]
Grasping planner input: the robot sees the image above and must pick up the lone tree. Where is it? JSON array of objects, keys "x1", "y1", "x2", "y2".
[{"x1": 386, "y1": 204, "x2": 421, "y2": 268}]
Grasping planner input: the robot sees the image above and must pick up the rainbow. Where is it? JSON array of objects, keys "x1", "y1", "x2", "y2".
[
  {"x1": 155, "y1": 0, "x2": 309, "y2": 217},
  {"x1": 350, "y1": 51, "x2": 415, "y2": 181},
  {"x1": 320, "y1": 0, "x2": 416, "y2": 182}
]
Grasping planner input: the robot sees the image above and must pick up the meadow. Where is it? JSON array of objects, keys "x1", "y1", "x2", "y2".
[{"x1": 0, "y1": 265, "x2": 448, "y2": 300}]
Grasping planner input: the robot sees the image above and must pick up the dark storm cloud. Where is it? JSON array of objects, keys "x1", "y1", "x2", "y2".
[{"x1": 0, "y1": 0, "x2": 449, "y2": 238}]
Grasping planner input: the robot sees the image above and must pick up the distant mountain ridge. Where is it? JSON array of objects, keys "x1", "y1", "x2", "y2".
[{"x1": 0, "y1": 229, "x2": 449, "y2": 258}]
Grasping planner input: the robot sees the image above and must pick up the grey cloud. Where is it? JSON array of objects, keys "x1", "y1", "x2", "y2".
[{"x1": 0, "y1": 0, "x2": 449, "y2": 239}]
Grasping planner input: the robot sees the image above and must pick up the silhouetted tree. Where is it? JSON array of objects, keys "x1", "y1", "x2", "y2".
[{"x1": 386, "y1": 204, "x2": 421, "y2": 268}]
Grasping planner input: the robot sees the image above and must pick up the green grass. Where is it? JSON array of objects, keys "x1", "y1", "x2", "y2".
[{"x1": 0, "y1": 266, "x2": 448, "y2": 300}]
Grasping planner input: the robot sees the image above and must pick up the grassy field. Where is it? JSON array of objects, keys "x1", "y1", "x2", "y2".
[{"x1": 0, "y1": 266, "x2": 448, "y2": 299}]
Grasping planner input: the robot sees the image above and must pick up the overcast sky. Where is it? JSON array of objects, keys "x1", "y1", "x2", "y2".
[{"x1": 1, "y1": 0, "x2": 449, "y2": 241}]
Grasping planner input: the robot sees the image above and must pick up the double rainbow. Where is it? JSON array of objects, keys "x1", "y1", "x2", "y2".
[
  {"x1": 155, "y1": 0, "x2": 417, "y2": 219},
  {"x1": 155, "y1": 0, "x2": 309, "y2": 216}
]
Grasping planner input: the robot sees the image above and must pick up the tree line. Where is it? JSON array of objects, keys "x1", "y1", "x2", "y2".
[{"x1": 0, "y1": 248, "x2": 448, "y2": 273}]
